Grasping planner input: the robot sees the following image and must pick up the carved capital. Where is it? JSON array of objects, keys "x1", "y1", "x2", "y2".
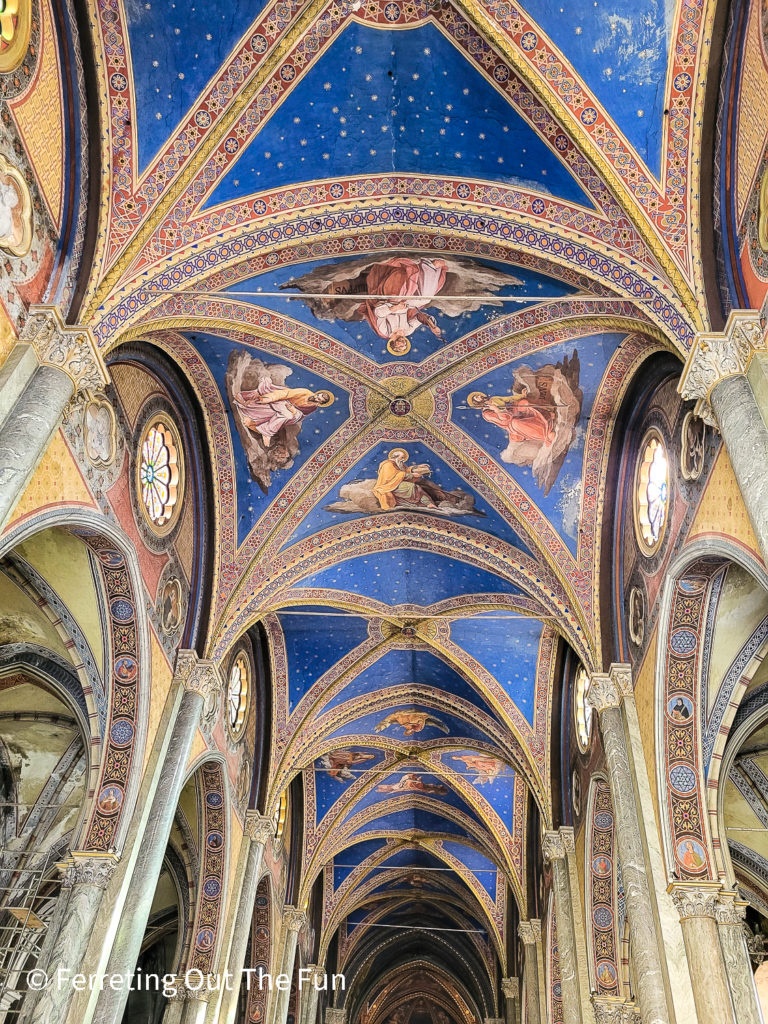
[
  {"x1": 715, "y1": 891, "x2": 748, "y2": 925},
  {"x1": 175, "y1": 649, "x2": 222, "y2": 700},
  {"x1": 22, "y1": 305, "x2": 109, "y2": 395},
  {"x1": 542, "y1": 830, "x2": 566, "y2": 862},
  {"x1": 305, "y1": 964, "x2": 325, "y2": 985},
  {"x1": 501, "y1": 977, "x2": 519, "y2": 1000},
  {"x1": 244, "y1": 811, "x2": 274, "y2": 845},
  {"x1": 483, "y1": 1018, "x2": 504, "y2": 1024},
  {"x1": 325, "y1": 1008, "x2": 346, "y2": 1024},
  {"x1": 518, "y1": 919, "x2": 541, "y2": 945},
  {"x1": 591, "y1": 997, "x2": 642, "y2": 1024},
  {"x1": 668, "y1": 882, "x2": 721, "y2": 920},
  {"x1": 587, "y1": 664, "x2": 632, "y2": 715},
  {"x1": 63, "y1": 853, "x2": 119, "y2": 889},
  {"x1": 283, "y1": 905, "x2": 307, "y2": 932},
  {"x1": 679, "y1": 310, "x2": 765, "y2": 425}
]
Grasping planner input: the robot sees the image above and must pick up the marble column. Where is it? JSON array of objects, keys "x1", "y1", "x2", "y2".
[
  {"x1": 92, "y1": 651, "x2": 222, "y2": 1024},
  {"x1": 163, "y1": 976, "x2": 217, "y2": 1024},
  {"x1": 26, "y1": 854, "x2": 118, "y2": 1024},
  {"x1": 298, "y1": 966, "x2": 325, "y2": 1024},
  {"x1": 587, "y1": 667, "x2": 670, "y2": 1024},
  {"x1": 218, "y1": 812, "x2": 275, "y2": 1024},
  {"x1": 668, "y1": 884, "x2": 734, "y2": 1024},
  {"x1": 679, "y1": 310, "x2": 768, "y2": 564},
  {"x1": 500, "y1": 977, "x2": 520, "y2": 1024},
  {"x1": 518, "y1": 920, "x2": 544, "y2": 1024},
  {"x1": 542, "y1": 830, "x2": 580, "y2": 1024},
  {"x1": 0, "y1": 306, "x2": 109, "y2": 531},
  {"x1": 269, "y1": 907, "x2": 306, "y2": 1024},
  {"x1": 591, "y1": 997, "x2": 641, "y2": 1023},
  {"x1": 715, "y1": 892, "x2": 762, "y2": 1024}
]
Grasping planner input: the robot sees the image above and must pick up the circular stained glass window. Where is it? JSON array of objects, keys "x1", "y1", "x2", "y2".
[
  {"x1": 137, "y1": 415, "x2": 183, "y2": 534},
  {"x1": 227, "y1": 651, "x2": 250, "y2": 740},
  {"x1": 575, "y1": 666, "x2": 592, "y2": 753},
  {"x1": 634, "y1": 430, "x2": 669, "y2": 554}
]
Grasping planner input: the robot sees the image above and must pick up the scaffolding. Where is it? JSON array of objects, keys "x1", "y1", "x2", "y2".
[{"x1": 0, "y1": 848, "x2": 63, "y2": 1021}]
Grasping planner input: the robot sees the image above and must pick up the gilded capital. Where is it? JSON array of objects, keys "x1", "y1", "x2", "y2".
[
  {"x1": 63, "y1": 852, "x2": 119, "y2": 889},
  {"x1": 501, "y1": 977, "x2": 519, "y2": 999},
  {"x1": 244, "y1": 811, "x2": 274, "y2": 845},
  {"x1": 668, "y1": 882, "x2": 721, "y2": 920},
  {"x1": 283, "y1": 905, "x2": 307, "y2": 932},
  {"x1": 22, "y1": 305, "x2": 109, "y2": 395},
  {"x1": 679, "y1": 310, "x2": 765, "y2": 425},
  {"x1": 175, "y1": 649, "x2": 222, "y2": 700},
  {"x1": 518, "y1": 919, "x2": 541, "y2": 945}
]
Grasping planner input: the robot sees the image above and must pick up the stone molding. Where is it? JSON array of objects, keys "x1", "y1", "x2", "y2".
[
  {"x1": 668, "y1": 882, "x2": 722, "y2": 920},
  {"x1": 592, "y1": 996, "x2": 642, "y2": 1023},
  {"x1": 501, "y1": 977, "x2": 519, "y2": 999},
  {"x1": 587, "y1": 664, "x2": 632, "y2": 715},
  {"x1": 679, "y1": 310, "x2": 765, "y2": 425},
  {"x1": 244, "y1": 811, "x2": 274, "y2": 845},
  {"x1": 518, "y1": 919, "x2": 542, "y2": 945},
  {"x1": 22, "y1": 305, "x2": 109, "y2": 395},
  {"x1": 62, "y1": 853, "x2": 119, "y2": 889},
  {"x1": 283, "y1": 905, "x2": 307, "y2": 932},
  {"x1": 175, "y1": 649, "x2": 222, "y2": 700}
]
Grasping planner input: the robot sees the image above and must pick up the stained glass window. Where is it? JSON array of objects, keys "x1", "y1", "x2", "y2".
[
  {"x1": 227, "y1": 652, "x2": 250, "y2": 739},
  {"x1": 137, "y1": 417, "x2": 182, "y2": 533},
  {"x1": 575, "y1": 666, "x2": 592, "y2": 753},
  {"x1": 635, "y1": 431, "x2": 669, "y2": 553}
]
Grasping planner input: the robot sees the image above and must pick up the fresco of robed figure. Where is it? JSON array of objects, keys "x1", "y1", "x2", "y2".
[
  {"x1": 281, "y1": 252, "x2": 519, "y2": 356},
  {"x1": 467, "y1": 351, "x2": 583, "y2": 495},
  {"x1": 225, "y1": 349, "x2": 335, "y2": 493},
  {"x1": 324, "y1": 448, "x2": 483, "y2": 517}
]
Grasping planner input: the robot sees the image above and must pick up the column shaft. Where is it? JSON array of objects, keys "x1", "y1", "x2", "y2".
[
  {"x1": 27, "y1": 857, "x2": 117, "y2": 1024},
  {"x1": 0, "y1": 306, "x2": 108, "y2": 532},
  {"x1": 716, "y1": 897, "x2": 761, "y2": 1024},
  {"x1": 299, "y1": 967, "x2": 324, "y2": 1024},
  {"x1": 710, "y1": 375, "x2": 768, "y2": 563},
  {"x1": 217, "y1": 815, "x2": 272, "y2": 1024},
  {"x1": 519, "y1": 922, "x2": 544, "y2": 1024},
  {"x1": 93, "y1": 653, "x2": 221, "y2": 1024},
  {"x1": 269, "y1": 909, "x2": 305, "y2": 1024},
  {"x1": 543, "y1": 835, "x2": 580, "y2": 1024},
  {"x1": 0, "y1": 364, "x2": 73, "y2": 528},
  {"x1": 588, "y1": 674, "x2": 670, "y2": 1024},
  {"x1": 669, "y1": 888, "x2": 733, "y2": 1024}
]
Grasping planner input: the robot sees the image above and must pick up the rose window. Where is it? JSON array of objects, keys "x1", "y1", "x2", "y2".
[
  {"x1": 138, "y1": 417, "x2": 183, "y2": 533},
  {"x1": 227, "y1": 652, "x2": 250, "y2": 740},
  {"x1": 635, "y1": 431, "x2": 669, "y2": 553}
]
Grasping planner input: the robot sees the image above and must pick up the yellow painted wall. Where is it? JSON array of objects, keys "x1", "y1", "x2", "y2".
[
  {"x1": 633, "y1": 626, "x2": 660, "y2": 832},
  {"x1": 6, "y1": 432, "x2": 94, "y2": 532},
  {"x1": 688, "y1": 447, "x2": 761, "y2": 562}
]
